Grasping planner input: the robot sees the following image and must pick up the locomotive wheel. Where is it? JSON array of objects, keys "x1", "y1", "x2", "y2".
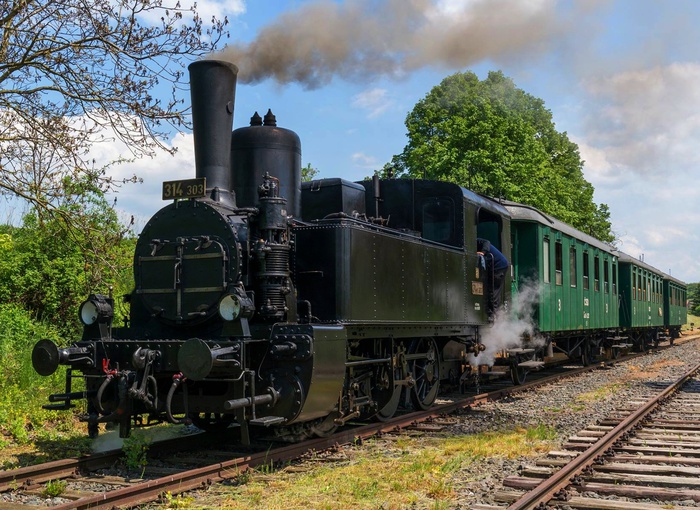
[
  {"x1": 310, "y1": 413, "x2": 339, "y2": 438},
  {"x1": 375, "y1": 360, "x2": 403, "y2": 422},
  {"x1": 407, "y1": 338, "x2": 440, "y2": 410},
  {"x1": 376, "y1": 384, "x2": 402, "y2": 422},
  {"x1": 510, "y1": 362, "x2": 527, "y2": 385}
]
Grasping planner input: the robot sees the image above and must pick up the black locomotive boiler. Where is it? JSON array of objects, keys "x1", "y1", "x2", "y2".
[{"x1": 31, "y1": 60, "x2": 511, "y2": 441}]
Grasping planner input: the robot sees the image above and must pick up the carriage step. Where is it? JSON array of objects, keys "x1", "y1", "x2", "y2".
[
  {"x1": 250, "y1": 416, "x2": 286, "y2": 427},
  {"x1": 658, "y1": 336, "x2": 671, "y2": 341},
  {"x1": 517, "y1": 361, "x2": 545, "y2": 369},
  {"x1": 607, "y1": 336, "x2": 628, "y2": 341},
  {"x1": 611, "y1": 343, "x2": 632, "y2": 348},
  {"x1": 507, "y1": 348, "x2": 535, "y2": 355}
]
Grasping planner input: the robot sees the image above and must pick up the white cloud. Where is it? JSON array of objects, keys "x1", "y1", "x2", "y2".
[
  {"x1": 432, "y1": 0, "x2": 553, "y2": 19},
  {"x1": 104, "y1": 132, "x2": 194, "y2": 225},
  {"x1": 137, "y1": 0, "x2": 246, "y2": 26},
  {"x1": 573, "y1": 62, "x2": 700, "y2": 282},
  {"x1": 351, "y1": 88, "x2": 392, "y2": 119},
  {"x1": 582, "y1": 62, "x2": 700, "y2": 178},
  {"x1": 351, "y1": 152, "x2": 379, "y2": 168}
]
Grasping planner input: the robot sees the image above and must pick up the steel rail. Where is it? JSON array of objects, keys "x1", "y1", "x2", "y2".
[
  {"x1": 0, "y1": 452, "x2": 119, "y2": 492},
  {"x1": 0, "y1": 427, "x2": 219, "y2": 492},
  {"x1": 506, "y1": 359, "x2": 700, "y2": 510}
]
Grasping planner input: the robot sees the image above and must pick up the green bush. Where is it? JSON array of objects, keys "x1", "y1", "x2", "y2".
[{"x1": 0, "y1": 194, "x2": 135, "y2": 446}]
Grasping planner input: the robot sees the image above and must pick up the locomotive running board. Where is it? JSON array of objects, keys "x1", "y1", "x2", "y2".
[{"x1": 517, "y1": 360, "x2": 545, "y2": 369}]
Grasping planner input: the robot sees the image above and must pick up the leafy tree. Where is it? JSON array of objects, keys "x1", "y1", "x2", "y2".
[
  {"x1": 390, "y1": 71, "x2": 613, "y2": 243},
  {"x1": 302, "y1": 163, "x2": 319, "y2": 182},
  {"x1": 0, "y1": 193, "x2": 134, "y2": 337},
  {"x1": 0, "y1": 0, "x2": 228, "y2": 227},
  {"x1": 689, "y1": 282, "x2": 700, "y2": 316}
]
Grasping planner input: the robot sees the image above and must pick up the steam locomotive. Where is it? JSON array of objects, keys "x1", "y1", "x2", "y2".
[{"x1": 31, "y1": 60, "x2": 687, "y2": 441}]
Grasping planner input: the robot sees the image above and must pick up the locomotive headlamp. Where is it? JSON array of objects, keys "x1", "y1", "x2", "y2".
[
  {"x1": 218, "y1": 294, "x2": 241, "y2": 321},
  {"x1": 79, "y1": 294, "x2": 114, "y2": 325}
]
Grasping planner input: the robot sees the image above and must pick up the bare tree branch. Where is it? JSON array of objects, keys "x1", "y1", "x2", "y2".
[{"x1": 0, "y1": 0, "x2": 228, "y2": 224}]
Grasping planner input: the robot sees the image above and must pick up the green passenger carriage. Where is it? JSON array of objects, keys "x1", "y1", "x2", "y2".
[
  {"x1": 616, "y1": 252, "x2": 666, "y2": 348},
  {"x1": 505, "y1": 201, "x2": 620, "y2": 364},
  {"x1": 663, "y1": 275, "x2": 687, "y2": 340}
]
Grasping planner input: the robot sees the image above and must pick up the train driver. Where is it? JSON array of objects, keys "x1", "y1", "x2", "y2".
[{"x1": 477, "y1": 238, "x2": 509, "y2": 319}]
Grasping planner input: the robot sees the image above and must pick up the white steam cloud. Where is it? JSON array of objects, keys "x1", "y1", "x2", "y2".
[{"x1": 469, "y1": 281, "x2": 545, "y2": 367}]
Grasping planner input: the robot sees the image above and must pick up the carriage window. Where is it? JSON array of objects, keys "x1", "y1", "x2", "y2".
[
  {"x1": 555, "y1": 241, "x2": 562, "y2": 286},
  {"x1": 569, "y1": 247, "x2": 577, "y2": 287},
  {"x1": 583, "y1": 252, "x2": 589, "y2": 290},
  {"x1": 655, "y1": 279, "x2": 659, "y2": 303},
  {"x1": 645, "y1": 276, "x2": 649, "y2": 301},
  {"x1": 604, "y1": 260, "x2": 609, "y2": 293},
  {"x1": 612, "y1": 263, "x2": 617, "y2": 294},
  {"x1": 422, "y1": 198, "x2": 454, "y2": 244},
  {"x1": 594, "y1": 255, "x2": 600, "y2": 291},
  {"x1": 632, "y1": 272, "x2": 637, "y2": 300}
]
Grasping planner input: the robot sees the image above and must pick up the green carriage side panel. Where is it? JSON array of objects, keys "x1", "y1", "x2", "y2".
[
  {"x1": 509, "y1": 221, "x2": 549, "y2": 331},
  {"x1": 617, "y1": 253, "x2": 667, "y2": 329},
  {"x1": 506, "y1": 201, "x2": 619, "y2": 334},
  {"x1": 664, "y1": 277, "x2": 688, "y2": 328}
]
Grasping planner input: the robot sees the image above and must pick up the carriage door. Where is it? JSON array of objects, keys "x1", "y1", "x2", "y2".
[{"x1": 554, "y1": 239, "x2": 564, "y2": 331}]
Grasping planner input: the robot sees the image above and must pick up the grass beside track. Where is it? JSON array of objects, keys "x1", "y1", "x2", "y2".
[{"x1": 187, "y1": 426, "x2": 558, "y2": 510}]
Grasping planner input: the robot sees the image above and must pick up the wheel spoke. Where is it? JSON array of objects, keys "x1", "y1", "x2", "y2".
[{"x1": 408, "y1": 338, "x2": 440, "y2": 411}]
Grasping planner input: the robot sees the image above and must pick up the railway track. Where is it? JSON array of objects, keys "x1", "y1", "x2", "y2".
[
  {"x1": 1, "y1": 337, "x2": 694, "y2": 509},
  {"x1": 474, "y1": 357, "x2": 700, "y2": 510}
]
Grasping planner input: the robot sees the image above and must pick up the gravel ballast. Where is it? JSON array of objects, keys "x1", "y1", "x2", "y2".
[{"x1": 443, "y1": 337, "x2": 700, "y2": 508}]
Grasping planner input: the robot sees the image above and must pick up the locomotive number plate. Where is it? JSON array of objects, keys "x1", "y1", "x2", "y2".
[{"x1": 162, "y1": 178, "x2": 206, "y2": 200}]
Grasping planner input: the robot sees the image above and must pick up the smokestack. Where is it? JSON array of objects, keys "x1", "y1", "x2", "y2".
[{"x1": 188, "y1": 60, "x2": 239, "y2": 205}]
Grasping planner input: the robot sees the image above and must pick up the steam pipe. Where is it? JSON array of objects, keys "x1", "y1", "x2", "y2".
[
  {"x1": 88, "y1": 373, "x2": 130, "y2": 427},
  {"x1": 165, "y1": 374, "x2": 191, "y2": 425}
]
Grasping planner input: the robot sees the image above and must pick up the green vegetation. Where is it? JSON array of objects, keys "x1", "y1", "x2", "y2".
[
  {"x1": 575, "y1": 382, "x2": 628, "y2": 403},
  {"x1": 387, "y1": 70, "x2": 613, "y2": 243},
  {"x1": 199, "y1": 426, "x2": 557, "y2": 509},
  {"x1": 42, "y1": 479, "x2": 67, "y2": 498},
  {"x1": 688, "y1": 283, "x2": 699, "y2": 317},
  {"x1": 0, "y1": 195, "x2": 134, "y2": 463},
  {"x1": 301, "y1": 163, "x2": 319, "y2": 182},
  {"x1": 161, "y1": 491, "x2": 194, "y2": 509},
  {"x1": 122, "y1": 430, "x2": 152, "y2": 477}
]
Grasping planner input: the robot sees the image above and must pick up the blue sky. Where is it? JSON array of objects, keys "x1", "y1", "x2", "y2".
[{"x1": 105, "y1": 0, "x2": 700, "y2": 284}]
